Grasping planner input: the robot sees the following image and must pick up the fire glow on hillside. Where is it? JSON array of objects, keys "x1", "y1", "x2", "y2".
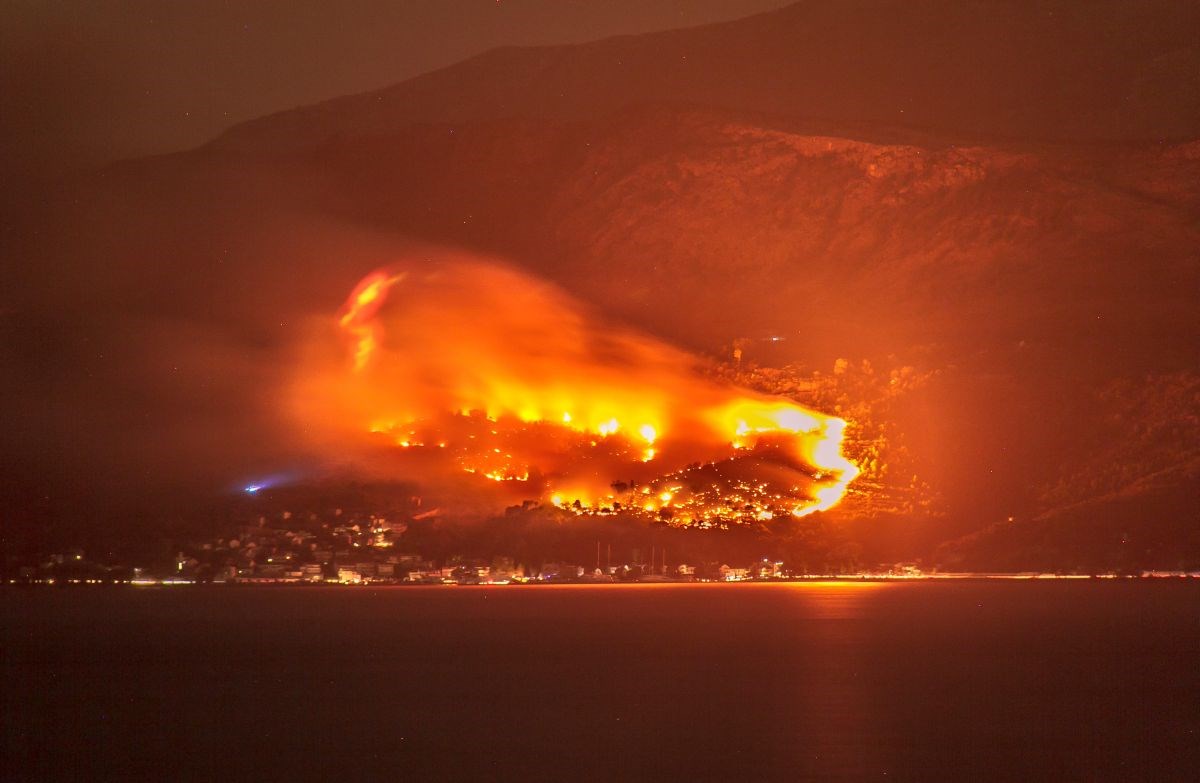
[{"x1": 299, "y1": 260, "x2": 860, "y2": 525}]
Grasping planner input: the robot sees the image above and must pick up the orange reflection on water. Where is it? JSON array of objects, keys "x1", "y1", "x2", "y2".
[{"x1": 783, "y1": 579, "x2": 892, "y2": 619}]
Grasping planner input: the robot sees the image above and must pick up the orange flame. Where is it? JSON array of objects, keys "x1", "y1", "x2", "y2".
[
  {"x1": 338, "y1": 271, "x2": 404, "y2": 371},
  {"x1": 300, "y1": 259, "x2": 859, "y2": 521}
]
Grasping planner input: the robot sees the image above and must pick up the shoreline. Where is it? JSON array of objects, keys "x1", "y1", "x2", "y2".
[{"x1": 6, "y1": 572, "x2": 1198, "y2": 588}]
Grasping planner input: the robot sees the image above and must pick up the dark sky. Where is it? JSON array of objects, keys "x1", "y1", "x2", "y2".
[{"x1": 1, "y1": 0, "x2": 790, "y2": 180}]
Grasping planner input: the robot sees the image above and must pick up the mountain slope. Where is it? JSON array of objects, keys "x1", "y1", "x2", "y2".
[{"x1": 5, "y1": 2, "x2": 1199, "y2": 567}]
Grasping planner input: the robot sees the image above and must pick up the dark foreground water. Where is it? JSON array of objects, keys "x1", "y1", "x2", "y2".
[{"x1": 3, "y1": 582, "x2": 1198, "y2": 782}]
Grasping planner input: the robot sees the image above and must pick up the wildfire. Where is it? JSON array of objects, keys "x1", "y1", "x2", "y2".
[
  {"x1": 300, "y1": 259, "x2": 860, "y2": 522},
  {"x1": 339, "y1": 271, "x2": 405, "y2": 371}
]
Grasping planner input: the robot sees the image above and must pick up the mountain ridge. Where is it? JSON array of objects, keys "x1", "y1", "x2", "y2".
[{"x1": 210, "y1": 0, "x2": 1200, "y2": 153}]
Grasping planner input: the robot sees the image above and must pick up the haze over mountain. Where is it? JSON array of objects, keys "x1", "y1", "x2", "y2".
[
  {"x1": 217, "y1": 0, "x2": 1200, "y2": 148},
  {"x1": 3, "y1": 0, "x2": 1197, "y2": 569}
]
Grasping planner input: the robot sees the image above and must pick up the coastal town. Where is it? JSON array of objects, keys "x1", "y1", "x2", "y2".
[
  {"x1": 2, "y1": 508, "x2": 841, "y2": 586},
  {"x1": 7, "y1": 505, "x2": 1194, "y2": 586}
]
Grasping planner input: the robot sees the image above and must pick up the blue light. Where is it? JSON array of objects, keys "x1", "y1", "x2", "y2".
[{"x1": 236, "y1": 471, "x2": 298, "y2": 496}]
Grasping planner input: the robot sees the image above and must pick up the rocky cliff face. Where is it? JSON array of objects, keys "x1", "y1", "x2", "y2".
[{"x1": 218, "y1": 106, "x2": 1196, "y2": 385}]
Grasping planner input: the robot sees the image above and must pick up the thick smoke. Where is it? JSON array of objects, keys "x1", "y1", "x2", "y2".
[{"x1": 291, "y1": 256, "x2": 858, "y2": 520}]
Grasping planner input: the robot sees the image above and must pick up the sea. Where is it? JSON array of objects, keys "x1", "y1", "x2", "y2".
[{"x1": 3, "y1": 581, "x2": 1197, "y2": 781}]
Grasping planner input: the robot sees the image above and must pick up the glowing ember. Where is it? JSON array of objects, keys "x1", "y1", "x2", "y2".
[{"x1": 299, "y1": 260, "x2": 860, "y2": 522}]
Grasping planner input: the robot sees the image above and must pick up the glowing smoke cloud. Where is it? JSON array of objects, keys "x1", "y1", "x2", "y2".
[{"x1": 294, "y1": 258, "x2": 859, "y2": 521}]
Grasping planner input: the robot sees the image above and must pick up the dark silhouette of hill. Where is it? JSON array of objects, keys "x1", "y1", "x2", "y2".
[{"x1": 214, "y1": 0, "x2": 1200, "y2": 150}]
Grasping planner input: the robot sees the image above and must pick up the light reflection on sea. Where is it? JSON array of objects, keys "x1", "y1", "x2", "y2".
[{"x1": 3, "y1": 581, "x2": 1197, "y2": 781}]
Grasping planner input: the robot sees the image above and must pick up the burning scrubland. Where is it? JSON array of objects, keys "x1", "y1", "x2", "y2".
[{"x1": 293, "y1": 258, "x2": 862, "y2": 525}]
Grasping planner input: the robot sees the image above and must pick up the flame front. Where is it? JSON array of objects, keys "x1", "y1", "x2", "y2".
[{"x1": 299, "y1": 259, "x2": 859, "y2": 523}]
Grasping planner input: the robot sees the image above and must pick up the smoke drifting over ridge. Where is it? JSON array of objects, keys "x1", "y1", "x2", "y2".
[{"x1": 292, "y1": 258, "x2": 859, "y2": 522}]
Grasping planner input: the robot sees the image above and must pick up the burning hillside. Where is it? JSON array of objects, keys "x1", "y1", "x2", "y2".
[{"x1": 294, "y1": 259, "x2": 860, "y2": 524}]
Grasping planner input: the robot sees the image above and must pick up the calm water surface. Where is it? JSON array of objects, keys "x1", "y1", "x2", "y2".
[{"x1": 3, "y1": 581, "x2": 1198, "y2": 781}]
